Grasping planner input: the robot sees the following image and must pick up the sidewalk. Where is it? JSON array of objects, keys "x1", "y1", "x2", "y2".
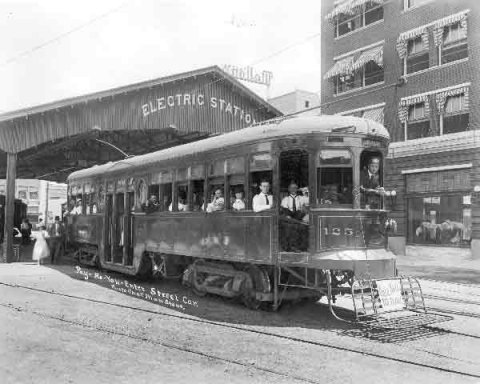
[{"x1": 396, "y1": 246, "x2": 480, "y2": 284}]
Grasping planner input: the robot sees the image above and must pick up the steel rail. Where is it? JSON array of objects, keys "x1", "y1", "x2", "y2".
[{"x1": 1, "y1": 281, "x2": 480, "y2": 379}]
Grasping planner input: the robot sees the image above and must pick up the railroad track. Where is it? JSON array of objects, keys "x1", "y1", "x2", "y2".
[
  {"x1": 424, "y1": 293, "x2": 480, "y2": 320},
  {"x1": 1, "y1": 280, "x2": 480, "y2": 381}
]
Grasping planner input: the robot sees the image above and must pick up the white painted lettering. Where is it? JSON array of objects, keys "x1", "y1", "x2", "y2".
[
  {"x1": 167, "y1": 96, "x2": 175, "y2": 107},
  {"x1": 141, "y1": 104, "x2": 150, "y2": 117},
  {"x1": 157, "y1": 97, "x2": 166, "y2": 110},
  {"x1": 210, "y1": 97, "x2": 217, "y2": 108}
]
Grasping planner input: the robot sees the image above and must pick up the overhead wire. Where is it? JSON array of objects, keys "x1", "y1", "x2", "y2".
[{"x1": 0, "y1": 1, "x2": 132, "y2": 67}]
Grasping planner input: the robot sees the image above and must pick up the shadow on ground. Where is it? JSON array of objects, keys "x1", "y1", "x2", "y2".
[{"x1": 30, "y1": 261, "x2": 450, "y2": 345}]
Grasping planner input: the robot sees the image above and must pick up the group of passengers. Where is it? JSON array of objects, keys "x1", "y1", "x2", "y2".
[{"x1": 68, "y1": 156, "x2": 385, "y2": 219}]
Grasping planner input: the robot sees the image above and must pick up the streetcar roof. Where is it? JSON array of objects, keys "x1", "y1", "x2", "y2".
[{"x1": 68, "y1": 115, "x2": 390, "y2": 181}]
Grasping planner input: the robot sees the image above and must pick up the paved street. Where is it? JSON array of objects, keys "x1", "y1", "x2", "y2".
[{"x1": 1, "y1": 263, "x2": 479, "y2": 384}]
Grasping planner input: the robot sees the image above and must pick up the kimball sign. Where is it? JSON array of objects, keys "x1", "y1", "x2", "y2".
[{"x1": 222, "y1": 65, "x2": 273, "y2": 86}]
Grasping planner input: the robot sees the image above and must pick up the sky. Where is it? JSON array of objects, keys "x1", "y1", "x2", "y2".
[{"x1": 0, "y1": 0, "x2": 322, "y2": 113}]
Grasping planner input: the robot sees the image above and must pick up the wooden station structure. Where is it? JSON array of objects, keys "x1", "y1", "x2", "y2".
[{"x1": 0, "y1": 66, "x2": 281, "y2": 261}]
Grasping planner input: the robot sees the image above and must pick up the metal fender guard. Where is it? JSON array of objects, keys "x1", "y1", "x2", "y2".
[{"x1": 327, "y1": 273, "x2": 453, "y2": 329}]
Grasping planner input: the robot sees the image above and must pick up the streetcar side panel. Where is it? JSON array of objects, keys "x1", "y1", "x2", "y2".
[{"x1": 134, "y1": 212, "x2": 275, "y2": 264}]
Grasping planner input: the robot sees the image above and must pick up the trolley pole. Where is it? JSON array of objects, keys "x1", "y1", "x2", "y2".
[
  {"x1": 43, "y1": 181, "x2": 49, "y2": 227},
  {"x1": 2, "y1": 153, "x2": 17, "y2": 263}
]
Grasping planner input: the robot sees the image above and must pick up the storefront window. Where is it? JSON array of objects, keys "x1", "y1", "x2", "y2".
[{"x1": 407, "y1": 194, "x2": 472, "y2": 246}]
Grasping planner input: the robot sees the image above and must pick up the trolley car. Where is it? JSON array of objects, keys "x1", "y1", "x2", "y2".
[{"x1": 66, "y1": 115, "x2": 434, "y2": 325}]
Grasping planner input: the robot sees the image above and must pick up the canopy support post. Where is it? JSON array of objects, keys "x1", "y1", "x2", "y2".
[{"x1": 3, "y1": 153, "x2": 17, "y2": 263}]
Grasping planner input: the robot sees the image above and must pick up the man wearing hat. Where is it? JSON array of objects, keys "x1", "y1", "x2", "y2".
[
  {"x1": 71, "y1": 198, "x2": 83, "y2": 215},
  {"x1": 48, "y1": 216, "x2": 65, "y2": 264}
]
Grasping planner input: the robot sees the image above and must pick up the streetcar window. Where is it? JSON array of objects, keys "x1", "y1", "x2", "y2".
[
  {"x1": 249, "y1": 153, "x2": 274, "y2": 211},
  {"x1": 360, "y1": 150, "x2": 383, "y2": 209},
  {"x1": 114, "y1": 193, "x2": 124, "y2": 264},
  {"x1": 148, "y1": 185, "x2": 159, "y2": 201},
  {"x1": 97, "y1": 185, "x2": 105, "y2": 213},
  {"x1": 173, "y1": 184, "x2": 188, "y2": 212},
  {"x1": 250, "y1": 171, "x2": 272, "y2": 210},
  {"x1": 84, "y1": 193, "x2": 91, "y2": 215},
  {"x1": 90, "y1": 186, "x2": 98, "y2": 214},
  {"x1": 190, "y1": 164, "x2": 205, "y2": 212},
  {"x1": 317, "y1": 150, "x2": 353, "y2": 206},
  {"x1": 206, "y1": 178, "x2": 225, "y2": 212},
  {"x1": 227, "y1": 157, "x2": 245, "y2": 174},
  {"x1": 159, "y1": 183, "x2": 172, "y2": 211},
  {"x1": 209, "y1": 160, "x2": 225, "y2": 177},
  {"x1": 191, "y1": 180, "x2": 204, "y2": 212},
  {"x1": 229, "y1": 175, "x2": 245, "y2": 211},
  {"x1": 279, "y1": 149, "x2": 310, "y2": 252}
]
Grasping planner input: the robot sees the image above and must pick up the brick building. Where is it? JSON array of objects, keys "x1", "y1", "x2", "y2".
[{"x1": 321, "y1": 0, "x2": 480, "y2": 257}]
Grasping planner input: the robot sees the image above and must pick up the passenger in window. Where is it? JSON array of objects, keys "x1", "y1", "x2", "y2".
[
  {"x1": 360, "y1": 157, "x2": 385, "y2": 209},
  {"x1": 206, "y1": 188, "x2": 225, "y2": 212},
  {"x1": 321, "y1": 184, "x2": 339, "y2": 205},
  {"x1": 192, "y1": 192, "x2": 203, "y2": 211},
  {"x1": 168, "y1": 193, "x2": 188, "y2": 212},
  {"x1": 281, "y1": 182, "x2": 307, "y2": 221},
  {"x1": 70, "y1": 199, "x2": 83, "y2": 215},
  {"x1": 142, "y1": 194, "x2": 160, "y2": 213},
  {"x1": 253, "y1": 180, "x2": 274, "y2": 212},
  {"x1": 232, "y1": 188, "x2": 246, "y2": 211},
  {"x1": 300, "y1": 187, "x2": 310, "y2": 223}
]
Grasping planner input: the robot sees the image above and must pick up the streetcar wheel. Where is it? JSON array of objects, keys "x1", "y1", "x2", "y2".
[
  {"x1": 136, "y1": 253, "x2": 152, "y2": 280},
  {"x1": 192, "y1": 285, "x2": 207, "y2": 297},
  {"x1": 241, "y1": 291, "x2": 262, "y2": 310}
]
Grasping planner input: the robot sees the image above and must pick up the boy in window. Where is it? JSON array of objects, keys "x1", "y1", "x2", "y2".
[
  {"x1": 360, "y1": 157, "x2": 385, "y2": 209},
  {"x1": 253, "y1": 180, "x2": 274, "y2": 212}
]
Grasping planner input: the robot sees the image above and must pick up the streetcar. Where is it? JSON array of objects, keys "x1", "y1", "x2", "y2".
[
  {"x1": 66, "y1": 115, "x2": 436, "y2": 326},
  {"x1": 0, "y1": 195, "x2": 27, "y2": 243}
]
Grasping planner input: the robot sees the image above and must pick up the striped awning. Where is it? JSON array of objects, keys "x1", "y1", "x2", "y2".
[
  {"x1": 323, "y1": 56, "x2": 355, "y2": 79},
  {"x1": 363, "y1": 107, "x2": 384, "y2": 124},
  {"x1": 435, "y1": 85, "x2": 470, "y2": 113},
  {"x1": 351, "y1": 45, "x2": 383, "y2": 71},
  {"x1": 396, "y1": 25, "x2": 429, "y2": 59},
  {"x1": 433, "y1": 11, "x2": 468, "y2": 47},
  {"x1": 326, "y1": 0, "x2": 383, "y2": 23},
  {"x1": 398, "y1": 94, "x2": 430, "y2": 123}
]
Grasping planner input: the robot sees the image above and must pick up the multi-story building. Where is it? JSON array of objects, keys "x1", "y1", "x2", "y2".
[
  {"x1": 269, "y1": 90, "x2": 320, "y2": 115},
  {"x1": 0, "y1": 179, "x2": 67, "y2": 223},
  {"x1": 321, "y1": 0, "x2": 480, "y2": 257}
]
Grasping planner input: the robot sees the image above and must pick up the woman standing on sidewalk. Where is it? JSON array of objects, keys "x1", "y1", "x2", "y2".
[{"x1": 32, "y1": 226, "x2": 50, "y2": 266}]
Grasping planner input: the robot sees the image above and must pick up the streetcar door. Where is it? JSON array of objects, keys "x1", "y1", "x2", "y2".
[
  {"x1": 113, "y1": 193, "x2": 124, "y2": 264},
  {"x1": 125, "y1": 192, "x2": 134, "y2": 266},
  {"x1": 279, "y1": 149, "x2": 310, "y2": 252},
  {"x1": 104, "y1": 194, "x2": 113, "y2": 262}
]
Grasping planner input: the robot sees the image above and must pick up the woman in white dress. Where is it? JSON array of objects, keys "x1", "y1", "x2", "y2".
[{"x1": 32, "y1": 226, "x2": 50, "y2": 265}]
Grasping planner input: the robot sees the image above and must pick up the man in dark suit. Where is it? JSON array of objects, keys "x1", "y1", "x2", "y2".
[{"x1": 360, "y1": 157, "x2": 385, "y2": 209}]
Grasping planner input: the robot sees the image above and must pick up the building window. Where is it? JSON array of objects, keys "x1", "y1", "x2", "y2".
[
  {"x1": 305, "y1": 100, "x2": 310, "y2": 108},
  {"x1": 442, "y1": 94, "x2": 469, "y2": 135},
  {"x1": 406, "y1": 36, "x2": 429, "y2": 74},
  {"x1": 334, "y1": 63, "x2": 383, "y2": 94},
  {"x1": 406, "y1": 102, "x2": 430, "y2": 140},
  {"x1": 408, "y1": 194, "x2": 472, "y2": 246},
  {"x1": 18, "y1": 190, "x2": 27, "y2": 199},
  {"x1": 335, "y1": 72, "x2": 362, "y2": 94},
  {"x1": 335, "y1": 2, "x2": 383, "y2": 38},
  {"x1": 404, "y1": 0, "x2": 432, "y2": 10},
  {"x1": 440, "y1": 22, "x2": 468, "y2": 65},
  {"x1": 364, "y1": 61, "x2": 383, "y2": 85},
  {"x1": 29, "y1": 191, "x2": 39, "y2": 200}
]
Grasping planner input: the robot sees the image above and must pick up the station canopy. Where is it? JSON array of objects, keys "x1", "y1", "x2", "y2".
[{"x1": 0, "y1": 66, "x2": 281, "y2": 182}]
